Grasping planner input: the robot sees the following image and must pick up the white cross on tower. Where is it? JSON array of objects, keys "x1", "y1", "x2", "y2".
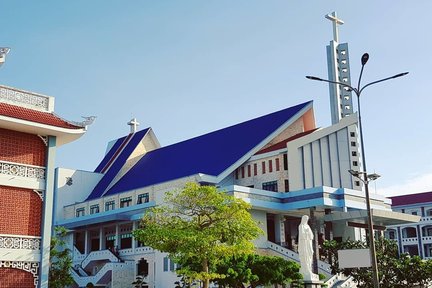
[
  {"x1": 127, "y1": 118, "x2": 140, "y2": 133},
  {"x1": 325, "y1": 11, "x2": 344, "y2": 43}
]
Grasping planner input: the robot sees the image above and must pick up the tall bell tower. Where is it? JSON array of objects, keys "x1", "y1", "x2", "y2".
[{"x1": 326, "y1": 12, "x2": 354, "y2": 124}]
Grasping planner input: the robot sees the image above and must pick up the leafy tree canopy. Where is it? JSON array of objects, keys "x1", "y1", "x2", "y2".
[
  {"x1": 215, "y1": 254, "x2": 302, "y2": 288},
  {"x1": 132, "y1": 183, "x2": 263, "y2": 288},
  {"x1": 49, "y1": 226, "x2": 74, "y2": 288},
  {"x1": 323, "y1": 237, "x2": 432, "y2": 288}
]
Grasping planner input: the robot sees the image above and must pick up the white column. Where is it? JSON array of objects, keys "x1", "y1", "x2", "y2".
[
  {"x1": 132, "y1": 221, "x2": 137, "y2": 251},
  {"x1": 38, "y1": 136, "x2": 57, "y2": 288},
  {"x1": 84, "y1": 230, "x2": 89, "y2": 255},
  {"x1": 274, "y1": 215, "x2": 286, "y2": 245},
  {"x1": 115, "y1": 224, "x2": 119, "y2": 249},
  {"x1": 99, "y1": 227, "x2": 104, "y2": 250}
]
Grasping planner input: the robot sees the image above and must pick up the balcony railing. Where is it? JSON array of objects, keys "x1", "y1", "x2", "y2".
[
  {"x1": 401, "y1": 237, "x2": 418, "y2": 243},
  {"x1": 0, "y1": 234, "x2": 41, "y2": 250},
  {"x1": 0, "y1": 160, "x2": 45, "y2": 180},
  {"x1": 0, "y1": 85, "x2": 53, "y2": 112}
]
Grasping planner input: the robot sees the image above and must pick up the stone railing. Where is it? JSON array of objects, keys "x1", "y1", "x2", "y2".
[
  {"x1": 0, "y1": 160, "x2": 45, "y2": 180},
  {"x1": 265, "y1": 241, "x2": 332, "y2": 277},
  {"x1": 0, "y1": 85, "x2": 53, "y2": 112},
  {"x1": 0, "y1": 234, "x2": 41, "y2": 250},
  {"x1": 81, "y1": 249, "x2": 120, "y2": 269},
  {"x1": 402, "y1": 237, "x2": 418, "y2": 243}
]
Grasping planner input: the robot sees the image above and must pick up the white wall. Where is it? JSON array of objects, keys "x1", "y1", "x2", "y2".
[
  {"x1": 287, "y1": 115, "x2": 361, "y2": 191},
  {"x1": 55, "y1": 168, "x2": 103, "y2": 222}
]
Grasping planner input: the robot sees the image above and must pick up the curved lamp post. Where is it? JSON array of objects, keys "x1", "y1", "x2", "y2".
[{"x1": 306, "y1": 53, "x2": 408, "y2": 288}]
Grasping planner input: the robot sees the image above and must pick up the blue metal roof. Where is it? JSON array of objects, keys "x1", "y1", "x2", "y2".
[
  {"x1": 86, "y1": 128, "x2": 150, "y2": 200},
  {"x1": 94, "y1": 135, "x2": 127, "y2": 173},
  {"x1": 104, "y1": 101, "x2": 312, "y2": 196}
]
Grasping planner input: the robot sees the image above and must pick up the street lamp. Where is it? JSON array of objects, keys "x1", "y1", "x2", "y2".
[
  {"x1": 306, "y1": 53, "x2": 408, "y2": 288},
  {"x1": 0, "y1": 47, "x2": 10, "y2": 67}
]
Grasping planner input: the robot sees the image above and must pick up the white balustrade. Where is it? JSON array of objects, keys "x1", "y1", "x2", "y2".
[
  {"x1": 0, "y1": 234, "x2": 41, "y2": 250},
  {"x1": 81, "y1": 249, "x2": 119, "y2": 269},
  {"x1": 0, "y1": 161, "x2": 45, "y2": 180},
  {"x1": 265, "y1": 241, "x2": 332, "y2": 277},
  {"x1": 0, "y1": 85, "x2": 52, "y2": 112}
]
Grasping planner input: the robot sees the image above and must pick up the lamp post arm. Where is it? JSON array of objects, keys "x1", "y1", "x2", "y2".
[
  {"x1": 305, "y1": 76, "x2": 358, "y2": 94},
  {"x1": 359, "y1": 72, "x2": 409, "y2": 94}
]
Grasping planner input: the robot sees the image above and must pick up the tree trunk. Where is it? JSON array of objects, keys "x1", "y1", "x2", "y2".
[{"x1": 202, "y1": 259, "x2": 209, "y2": 288}]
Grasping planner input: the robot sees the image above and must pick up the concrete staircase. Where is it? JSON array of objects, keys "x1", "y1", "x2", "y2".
[
  {"x1": 71, "y1": 249, "x2": 133, "y2": 287},
  {"x1": 71, "y1": 261, "x2": 134, "y2": 287}
]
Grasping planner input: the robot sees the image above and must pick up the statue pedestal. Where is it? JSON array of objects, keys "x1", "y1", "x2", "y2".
[{"x1": 303, "y1": 280, "x2": 324, "y2": 288}]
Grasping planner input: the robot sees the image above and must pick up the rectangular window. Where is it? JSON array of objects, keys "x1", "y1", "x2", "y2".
[
  {"x1": 353, "y1": 161, "x2": 358, "y2": 166},
  {"x1": 283, "y1": 154, "x2": 288, "y2": 170},
  {"x1": 235, "y1": 169, "x2": 239, "y2": 179},
  {"x1": 284, "y1": 179, "x2": 289, "y2": 192},
  {"x1": 241, "y1": 167, "x2": 245, "y2": 178},
  {"x1": 350, "y1": 132, "x2": 355, "y2": 137},
  {"x1": 163, "y1": 257, "x2": 169, "y2": 272},
  {"x1": 90, "y1": 204, "x2": 99, "y2": 214},
  {"x1": 269, "y1": 160, "x2": 273, "y2": 173},
  {"x1": 262, "y1": 162, "x2": 266, "y2": 174},
  {"x1": 76, "y1": 208, "x2": 85, "y2": 217},
  {"x1": 105, "y1": 200, "x2": 115, "y2": 211},
  {"x1": 170, "y1": 259, "x2": 175, "y2": 271},
  {"x1": 120, "y1": 197, "x2": 132, "y2": 208},
  {"x1": 351, "y1": 141, "x2": 356, "y2": 147},
  {"x1": 247, "y1": 165, "x2": 251, "y2": 177},
  {"x1": 355, "y1": 181, "x2": 361, "y2": 186},
  {"x1": 137, "y1": 193, "x2": 149, "y2": 204},
  {"x1": 253, "y1": 163, "x2": 257, "y2": 176},
  {"x1": 262, "y1": 181, "x2": 278, "y2": 192},
  {"x1": 120, "y1": 233, "x2": 133, "y2": 249},
  {"x1": 352, "y1": 151, "x2": 357, "y2": 157},
  {"x1": 275, "y1": 158, "x2": 280, "y2": 171}
]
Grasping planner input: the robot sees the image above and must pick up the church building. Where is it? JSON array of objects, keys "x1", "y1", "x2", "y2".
[{"x1": 53, "y1": 12, "x2": 419, "y2": 288}]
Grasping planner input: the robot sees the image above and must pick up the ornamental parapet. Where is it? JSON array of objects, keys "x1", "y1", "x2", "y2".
[
  {"x1": 0, "y1": 160, "x2": 45, "y2": 180},
  {"x1": 0, "y1": 234, "x2": 41, "y2": 250},
  {"x1": 0, "y1": 84, "x2": 54, "y2": 112}
]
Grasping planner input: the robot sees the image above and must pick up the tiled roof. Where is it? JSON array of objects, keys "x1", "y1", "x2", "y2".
[
  {"x1": 0, "y1": 102, "x2": 83, "y2": 129},
  {"x1": 255, "y1": 128, "x2": 319, "y2": 155},
  {"x1": 390, "y1": 191, "x2": 432, "y2": 207},
  {"x1": 102, "y1": 101, "x2": 312, "y2": 196}
]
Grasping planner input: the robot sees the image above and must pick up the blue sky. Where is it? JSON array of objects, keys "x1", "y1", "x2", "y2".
[{"x1": 1, "y1": 1, "x2": 430, "y2": 196}]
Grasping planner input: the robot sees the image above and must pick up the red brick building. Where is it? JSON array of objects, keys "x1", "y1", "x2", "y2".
[{"x1": 0, "y1": 85, "x2": 89, "y2": 287}]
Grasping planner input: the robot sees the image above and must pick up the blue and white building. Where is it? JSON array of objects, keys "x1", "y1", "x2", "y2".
[
  {"x1": 386, "y1": 192, "x2": 432, "y2": 259},
  {"x1": 53, "y1": 12, "x2": 419, "y2": 288}
]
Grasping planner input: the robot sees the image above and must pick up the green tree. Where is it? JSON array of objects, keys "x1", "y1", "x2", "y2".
[
  {"x1": 49, "y1": 226, "x2": 74, "y2": 288},
  {"x1": 132, "y1": 182, "x2": 263, "y2": 288},
  {"x1": 215, "y1": 254, "x2": 302, "y2": 288},
  {"x1": 322, "y1": 237, "x2": 432, "y2": 287}
]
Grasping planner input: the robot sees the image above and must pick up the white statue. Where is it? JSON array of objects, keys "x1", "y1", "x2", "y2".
[{"x1": 298, "y1": 215, "x2": 319, "y2": 281}]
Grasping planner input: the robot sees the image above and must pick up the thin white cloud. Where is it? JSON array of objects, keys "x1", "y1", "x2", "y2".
[{"x1": 378, "y1": 172, "x2": 432, "y2": 197}]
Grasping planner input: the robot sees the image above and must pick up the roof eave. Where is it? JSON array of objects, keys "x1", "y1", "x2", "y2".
[{"x1": 0, "y1": 115, "x2": 86, "y2": 146}]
